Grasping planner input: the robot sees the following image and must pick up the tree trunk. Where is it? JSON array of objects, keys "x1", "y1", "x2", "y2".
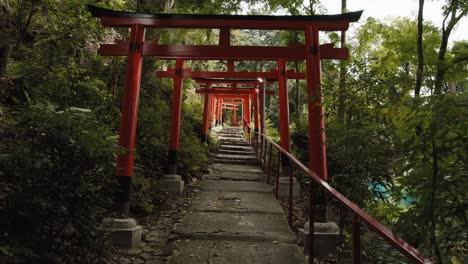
[
  {"x1": 448, "y1": 81, "x2": 457, "y2": 94},
  {"x1": 434, "y1": 32, "x2": 449, "y2": 95},
  {"x1": 337, "y1": 0, "x2": 347, "y2": 122},
  {"x1": 0, "y1": 44, "x2": 9, "y2": 77},
  {"x1": 434, "y1": 0, "x2": 468, "y2": 94},
  {"x1": 430, "y1": 139, "x2": 443, "y2": 263},
  {"x1": 415, "y1": 0, "x2": 424, "y2": 96}
]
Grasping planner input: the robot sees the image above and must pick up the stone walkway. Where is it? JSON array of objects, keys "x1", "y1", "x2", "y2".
[{"x1": 165, "y1": 127, "x2": 306, "y2": 264}]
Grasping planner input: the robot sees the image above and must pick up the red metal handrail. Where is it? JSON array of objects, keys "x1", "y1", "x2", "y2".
[{"x1": 252, "y1": 131, "x2": 432, "y2": 264}]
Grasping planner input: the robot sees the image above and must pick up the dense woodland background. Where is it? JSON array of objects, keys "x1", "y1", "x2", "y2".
[{"x1": 0, "y1": 0, "x2": 466, "y2": 263}]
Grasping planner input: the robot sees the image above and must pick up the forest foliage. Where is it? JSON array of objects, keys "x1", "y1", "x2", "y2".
[{"x1": 0, "y1": 0, "x2": 467, "y2": 263}]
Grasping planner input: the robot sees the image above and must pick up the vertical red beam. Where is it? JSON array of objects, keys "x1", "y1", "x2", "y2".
[
  {"x1": 253, "y1": 90, "x2": 260, "y2": 133},
  {"x1": 233, "y1": 106, "x2": 237, "y2": 126},
  {"x1": 219, "y1": 99, "x2": 224, "y2": 125},
  {"x1": 217, "y1": 98, "x2": 222, "y2": 126},
  {"x1": 259, "y1": 83, "x2": 266, "y2": 135},
  {"x1": 210, "y1": 96, "x2": 216, "y2": 126},
  {"x1": 115, "y1": 24, "x2": 145, "y2": 217},
  {"x1": 245, "y1": 95, "x2": 251, "y2": 125},
  {"x1": 215, "y1": 99, "x2": 218, "y2": 125},
  {"x1": 278, "y1": 59, "x2": 291, "y2": 152},
  {"x1": 305, "y1": 26, "x2": 328, "y2": 180},
  {"x1": 201, "y1": 83, "x2": 212, "y2": 143},
  {"x1": 213, "y1": 97, "x2": 218, "y2": 125},
  {"x1": 207, "y1": 94, "x2": 213, "y2": 129},
  {"x1": 167, "y1": 58, "x2": 184, "y2": 175},
  {"x1": 241, "y1": 99, "x2": 245, "y2": 129}
]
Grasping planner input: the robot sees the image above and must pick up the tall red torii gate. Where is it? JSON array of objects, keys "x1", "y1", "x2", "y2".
[{"x1": 88, "y1": 5, "x2": 362, "y2": 215}]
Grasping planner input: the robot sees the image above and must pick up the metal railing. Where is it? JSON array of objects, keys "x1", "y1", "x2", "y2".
[{"x1": 247, "y1": 131, "x2": 432, "y2": 264}]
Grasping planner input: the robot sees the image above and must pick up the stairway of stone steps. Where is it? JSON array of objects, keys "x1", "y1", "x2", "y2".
[
  {"x1": 214, "y1": 128, "x2": 259, "y2": 165},
  {"x1": 166, "y1": 126, "x2": 306, "y2": 264}
]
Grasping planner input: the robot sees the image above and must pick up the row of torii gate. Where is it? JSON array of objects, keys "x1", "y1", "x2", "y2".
[
  {"x1": 89, "y1": 5, "x2": 361, "y2": 215},
  {"x1": 88, "y1": 6, "x2": 432, "y2": 264}
]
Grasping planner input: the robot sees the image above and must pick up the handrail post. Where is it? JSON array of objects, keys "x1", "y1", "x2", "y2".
[
  {"x1": 288, "y1": 165, "x2": 293, "y2": 225},
  {"x1": 352, "y1": 215, "x2": 362, "y2": 264},
  {"x1": 275, "y1": 149, "x2": 280, "y2": 199},
  {"x1": 259, "y1": 134, "x2": 264, "y2": 166},
  {"x1": 267, "y1": 142, "x2": 272, "y2": 183},
  {"x1": 261, "y1": 135, "x2": 265, "y2": 169},
  {"x1": 309, "y1": 182, "x2": 315, "y2": 264}
]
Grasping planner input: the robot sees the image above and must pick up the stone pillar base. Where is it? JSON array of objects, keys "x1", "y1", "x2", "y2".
[
  {"x1": 298, "y1": 221, "x2": 339, "y2": 258},
  {"x1": 277, "y1": 176, "x2": 300, "y2": 198},
  {"x1": 103, "y1": 218, "x2": 142, "y2": 249},
  {"x1": 159, "y1": 174, "x2": 184, "y2": 193}
]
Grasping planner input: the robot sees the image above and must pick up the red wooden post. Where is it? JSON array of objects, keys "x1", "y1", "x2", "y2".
[
  {"x1": 218, "y1": 98, "x2": 223, "y2": 125},
  {"x1": 233, "y1": 106, "x2": 237, "y2": 126},
  {"x1": 259, "y1": 82, "x2": 266, "y2": 135},
  {"x1": 253, "y1": 89, "x2": 260, "y2": 134},
  {"x1": 217, "y1": 98, "x2": 221, "y2": 126},
  {"x1": 213, "y1": 97, "x2": 220, "y2": 127},
  {"x1": 208, "y1": 94, "x2": 213, "y2": 129},
  {"x1": 305, "y1": 26, "x2": 328, "y2": 180},
  {"x1": 211, "y1": 96, "x2": 217, "y2": 127},
  {"x1": 277, "y1": 59, "x2": 291, "y2": 153},
  {"x1": 259, "y1": 82, "x2": 266, "y2": 164},
  {"x1": 245, "y1": 95, "x2": 251, "y2": 125},
  {"x1": 201, "y1": 83, "x2": 212, "y2": 143},
  {"x1": 115, "y1": 24, "x2": 145, "y2": 217},
  {"x1": 167, "y1": 58, "x2": 184, "y2": 175}
]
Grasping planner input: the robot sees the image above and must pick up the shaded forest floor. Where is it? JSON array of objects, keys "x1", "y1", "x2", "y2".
[{"x1": 106, "y1": 180, "x2": 202, "y2": 264}]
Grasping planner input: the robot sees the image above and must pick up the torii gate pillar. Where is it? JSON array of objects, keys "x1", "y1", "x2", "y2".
[
  {"x1": 115, "y1": 24, "x2": 145, "y2": 217},
  {"x1": 108, "y1": 24, "x2": 144, "y2": 249},
  {"x1": 201, "y1": 84, "x2": 212, "y2": 143},
  {"x1": 306, "y1": 26, "x2": 328, "y2": 181},
  {"x1": 233, "y1": 106, "x2": 237, "y2": 126},
  {"x1": 276, "y1": 59, "x2": 300, "y2": 198},
  {"x1": 243, "y1": 95, "x2": 251, "y2": 126},
  {"x1": 217, "y1": 98, "x2": 223, "y2": 126},
  {"x1": 253, "y1": 91, "x2": 260, "y2": 134},
  {"x1": 160, "y1": 58, "x2": 185, "y2": 193}
]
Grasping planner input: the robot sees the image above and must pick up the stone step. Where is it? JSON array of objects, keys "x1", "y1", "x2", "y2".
[
  {"x1": 213, "y1": 159, "x2": 259, "y2": 165},
  {"x1": 167, "y1": 239, "x2": 306, "y2": 264},
  {"x1": 190, "y1": 191, "x2": 282, "y2": 214},
  {"x1": 200, "y1": 180, "x2": 271, "y2": 193},
  {"x1": 211, "y1": 163, "x2": 263, "y2": 173},
  {"x1": 219, "y1": 141, "x2": 250, "y2": 146},
  {"x1": 218, "y1": 134, "x2": 243, "y2": 137},
  {"x1": 219, "y1": 145, "x2": 253, "y2": 151},
  {"x1": 215, "y1": 154, "x2": 258, "y2": 161},
  {"x1": 218, "y1": 136, "x2": 244, "y2": 140},
  {"x1": 174, "y1": 211, "x2": 297, "y2": 243},
  {"x1": 217, "y1": 149, "x2": 255, "y2": 155},
  {"x1": 206, "y1": 170, "x2": 265, "y2": 181}
]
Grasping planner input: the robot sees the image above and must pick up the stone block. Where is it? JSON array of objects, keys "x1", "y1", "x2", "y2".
[
  {"x1": 277, "y1": 176, "x2": 300, "y2": 198},
  {"x1": 298, "y1": 221, "x2": 339, "y2": 259},
  {"x1": 103, "y1": 218, "x2": 142, "y2": 249},
  {"x1": 159, "y1": 174, "x2": 184, "y2": 193}
]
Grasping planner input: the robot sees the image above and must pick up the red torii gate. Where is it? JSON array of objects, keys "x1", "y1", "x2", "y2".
[
  {"x1": 194, "y1": 78, "x2": 277, "y2": 141},
  {"x1": 193, "y1": 78, "x2": 263, "y2": 140},
  {"x1": 221, "y1": 103, "x2": 240, "y2": 126},
  {"x1": 88, "y1": 5, "x2": 362, "y2": 215}
]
